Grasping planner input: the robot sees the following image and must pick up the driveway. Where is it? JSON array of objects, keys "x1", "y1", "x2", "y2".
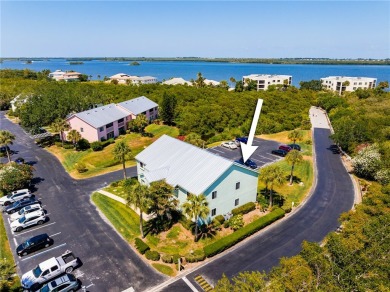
[
  {"x1": 0, "y1": 112, "x2": 165, "y2": 292},
  {"x1": 153, "y1": 108, "x2": 355, "y2": 291}
]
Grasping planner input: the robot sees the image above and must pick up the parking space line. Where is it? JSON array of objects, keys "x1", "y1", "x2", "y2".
[
  {"x1": 50, "y1": 232, "x2": 61, "y2": 237},
  {"x1": 14, "y1": 222, "x2": 56, "y2": 236},
  {"x1": 210, "y1": 148, "x2": 224, "y2": 154},
  {"x1": 85, "y1": 284, "x2": 95, "y2": 289},
  {"x1": 182, "y1": 277, "x2": 199, "y2": 292},
  {"x1": 13, "y1": 238, "x2": 17, "y2": 246},
  {"x1": 255, "y1": 155, "x2": 275, "y2": 161},
  {"x1": 7, "y1": 217, "x2": 11, "y2": 224},
  {"x1": 252, "y1": 158, "x2": 267, "y2": 164},
  {"x1": 20, "y1": 243, "x2": 67, "y2": 262}
]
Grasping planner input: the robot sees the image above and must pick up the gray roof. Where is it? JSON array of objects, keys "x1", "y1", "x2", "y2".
[
  {"x1": 118, "y1": 96, "x2": 158, "y2": 115},
  {"x1": 135, "y1": 135, "x2": 235, "y2": 195},
  {"x1": 73, "y1": 104, "x2": 129, "y2": 128}
]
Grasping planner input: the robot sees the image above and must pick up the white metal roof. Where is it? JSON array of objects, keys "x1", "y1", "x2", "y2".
[
  {"x1": 72, "y1": 104, "x2": 129, "y2": 128},
  {"x1": 135, "y1": 135, "x2": 234, "y2": 195},
  {"x1": 162, "y1": 77, "x2": 192, "y2": 85},
  {"x1": 118, "y1": 96, "x2": 158, "y2": 115}
]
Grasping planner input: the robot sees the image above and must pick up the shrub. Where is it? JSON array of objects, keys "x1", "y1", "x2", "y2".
[
  {"x1": 91, "y1": 141, "x2": 103, "y2": 151},
  {"x1": 134, "y1": 238, "x2": 150, "y2": 254},
  {"x1": 76, "y1": 138, "x2": 90, "y2": 150},
  {"x1": 179, "y1": 216, "x2": 194, "y2": 231},
  {"x1": 282, "y1": 205, "x2": 292, "y2": 213},
  {"x1": 305, "y1": 139, "x2": 312, "y2": 145},
  {"x1": 54, "y1": 141, "x2": 62, "y2": 147},
  {"x1": 172, "y1": 254, "x2": 181, "y2": 264},
  {"x1": 223, "y1": 220, "x2": 230, "y2": 228},
  {"x1": 231, "y1": 202, "x2": 256, "y2": 216},
  {"x1": 161, "y1": 254, "x2": 173, "y2": 264},
  {"x1": 145, "y1": 250, "x2": 160, "y2": 261},
  {"x1": 185, "y1": 250, "x2": 205, "y2": 263},
  {"x1": 229, "y1": 214, "x2": 244, "y2": 231},
  {"x1": 110, "y1": 180, "x2": 122, "y2": 187},
  {"x1": 63, "y1": 144, "x2": 74, "y2": 149},
  {"x1": 101, "y1": 139, "x2": 114, "y2": 148},
  {"x1": 214, "y1": 215, "x2": 225, "y2": 224},
  {"x1": 75, "y1": 162, "x2": 87, "y2": 173},
  {"x1": 204, "y1": 208, "x2": 285, "y2": 258}
]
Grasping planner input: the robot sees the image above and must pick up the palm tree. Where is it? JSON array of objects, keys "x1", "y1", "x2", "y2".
[
  {"x1": 260, "y1": 165, "x2": 285, "y2": 208},
  {"x1": 124, "y1": 179, "x2": 150, "y2": 238},
  {"x1": 288, "y1": 129, "x2": 303, "y2": 145},
  {"x1": 182, "y1": 193, "x2": 209, "y2": 242},
  {"x1": 66, "y1": 129, "x2": 81, "y2": 146},
  {"x1": 51, "y1": 118, "x2": 70, "y2": 147},
  {"x1": 195, "y1": 72, "x2": 205, "y2": 88},
  {"x1": 0, "y1": 130, "x2": 15, "y2": 163},
  {"x1": 112, "y1": 140, "x2": 131, "y2": 179},
  {"x1": 285, "y1": 150, "x2": 304, "y2": 185}
]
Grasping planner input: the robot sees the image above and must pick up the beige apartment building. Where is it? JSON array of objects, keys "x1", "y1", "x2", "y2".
[
  {"x1": 242, "y1": 74, "x2": 292, "y2": 91},
  {"x1": 321, "y1": 76, "x2": 377, "y2": 94}
]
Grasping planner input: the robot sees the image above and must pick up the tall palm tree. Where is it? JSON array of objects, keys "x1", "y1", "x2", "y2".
[
  {"x1": 288, "y1": 129, "x2": 303, "y2": 144},
  {"x1": 66, "y1": 129, "x2": 81, "y2": 146},
  {"x1": 112, "y1": 140, "x2": 131, "y2": 179},
  {"x1": 0, "y1": 130, "x2": 15, "y2": 163},
  {"x1": 51, "y1": 118, "x2": 70, "y2": 147},
  {"x1": 182, "y1": 193, "x2": 209, "y2": 242},
  {"x1": 260, "y1": 165, "x2": 285, "y2": 208},
  {"x1": 124, "y1": 179, "x2": 150, "y2": 238},
  {"x1": 286, "y1": 150, "x2": 304, "y2": 185}
]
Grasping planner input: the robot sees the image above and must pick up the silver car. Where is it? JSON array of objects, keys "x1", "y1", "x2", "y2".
[{"x1": 39, "y1": 273, "x2": 79, "y2": 292}]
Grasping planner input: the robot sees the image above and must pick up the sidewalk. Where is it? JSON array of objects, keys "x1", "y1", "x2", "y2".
[{"x1": 98, "y1": 189, "x2": 155, "y2": 221}]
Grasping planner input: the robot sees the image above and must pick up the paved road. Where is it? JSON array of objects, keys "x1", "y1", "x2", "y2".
[
  {"x1": 156, "y1": 108, "x2": 355, "y2": 291},
  {"x1": 0, "y1": 112, "x2": 165, "y2": 292}
]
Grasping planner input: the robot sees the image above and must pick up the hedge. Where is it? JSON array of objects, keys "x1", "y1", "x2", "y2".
[
  {"x1": 145, "y1": 250, "x2": 160, "y2": 261},
  {"x1": 185, "y1": 249, "x2": 205, "y2": 263},
  {"x1": 91, "y1": 141, "x2": 103, "y2": 151},
  {"x1": 135, "y1": 238, "x2": 150, "y2": 254},
  {"x1": 231, "y1": 202, "x2": 256, "y2": 216},
  {"x1": 214, "y1": 215, "x2": 225, "y2": 224},
  {"x1": 203, "y1": 208, "x2": 285, "y2": 258},
  {"x1": 161, "y1": 254, "x2": 173, "y2": 264},
  {"x1": 172, "y1": 254, "x2": 181, "y2": 264}
]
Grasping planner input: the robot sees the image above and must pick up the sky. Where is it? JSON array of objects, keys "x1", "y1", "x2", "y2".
[{"x1": 1, "y1": 1, "x2": 389, "y2": 58}]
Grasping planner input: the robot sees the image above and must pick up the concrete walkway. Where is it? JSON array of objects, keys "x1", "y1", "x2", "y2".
[{"x1": 98, "y1": 189, "x2": 155, "y2": 221}]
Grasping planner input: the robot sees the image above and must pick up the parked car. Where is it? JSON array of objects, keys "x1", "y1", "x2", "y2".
[
  {"x1": 15, "y1": 157, "x2": 25, "y2": 164},
  {"x1": 234, "y1": 137, "x2": 248, "y2": 146},
  {"x1": 278, "y1": 145, "x2": 292, "y2": 152},
  {"x1": 235, "y1": 158, "x2": 258, "y2": 169},
  {"x1": 11, "y1": 210, "x2": 46, "y2": 232},
  {"x1": 38, "y1": 273, "x2": 79, "y2": 292},
  {"x1": 3, "y1": 197, "x2": 40, "y2": 214},
  {"x1": 221, "y1": 141, "x2": 238, "y2": 149},
  {"x1": 10, "y1": 203, "x2": 43, "y2": 222},
  {"x1": 0, "y1": 189, "x2": 33, "y2": 206},
  {"x1": 16, "y1": 233, "x2": 52, "y2": 257},
  {"x1": 271, "y1": 149, "x2": 288, "y2": 157},
  {"x1": 288, "y1": 144, "x2": 301, "y2": 151},
  {"x1": 21, "y1": 250, "x2": 80, "y2": 290}
]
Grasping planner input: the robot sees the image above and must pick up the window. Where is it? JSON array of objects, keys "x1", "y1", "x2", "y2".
[
  {"x1": 118, "y1": 118, "x2": 124, "y2": 123},
  {"x1": 235, "y1": 199, "x2": 239, "y2": 206},
  {"x1": 211, "y1": 208, "x2": 216, "y2": 216},
  {"x1": 140, "y1": 162, "x2": 145, "y2": 168},
  {"x1": 353, "y1": 87, "x2": 356, "y2": 90},
  {"x1": 149, "y1": 109, "x2": 154, "y2": 113},
  {"x1": 99, "y1": 127, "x2": 104, "y2": 132},
  {"x1": 51, "y1": 266, "x2": 58, "y2": 272},
  {"x1": 212, "y1": 191, "x2": 217, "y2": 199},
  {"x1": 236, "y1": 182, "x2": 240, "y2": 190},
  {"x1": 106, "y1": 122, "x2": 113, "y2": 128},
  {"x1": 80, "y1": 127, "x2": 83, "y2": 132}
]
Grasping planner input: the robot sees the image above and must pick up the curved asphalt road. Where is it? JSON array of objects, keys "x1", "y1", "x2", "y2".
[
  {"x1": 156, "y1": 107, "x2": 355, "y2": 291},
  {"x1": 0, "y1": 112, "x2": 165, "y2": 292}
]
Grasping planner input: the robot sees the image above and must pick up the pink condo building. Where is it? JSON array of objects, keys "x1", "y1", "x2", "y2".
[{"x1": 65, "y1": 96, "x2": 158, "y2": 142}]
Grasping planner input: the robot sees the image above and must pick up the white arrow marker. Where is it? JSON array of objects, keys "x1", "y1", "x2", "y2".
[{"x1": 241, "y1": 99, "x2": 263, "y2": 162}]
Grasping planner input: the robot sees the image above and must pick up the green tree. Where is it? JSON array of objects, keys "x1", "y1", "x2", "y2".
[
  {"x1": 0, "y1": 258, "x2": 14, "y2": 291},
  {"x1": 299, "y1": 80, "x2": 323, "y2": 91},
  {"x1": 66, "y1": 129, "x2": 82, "y2": 146},
  {"x1": 244, "y1": 78, "x2": 257, "y2": 91},
  {"x1": 112, "y1": 140, "x2": 131, "y2": 179},
  {"x1": 234, "y1": 80, "x2": 244, "y2": 92},
  {"x1": 182, "y1": 193, "x2": 209, "y2": 241},
  {"x1": 215, "y1": 271, "x2": 267, "y2": 292},
  {"x1": 0, "y1": 163, "x2": 34, "y2": 193},
  {"x1": 51, "y1": 118, "x2": 70, "y2": 147},
  {"x1": 184, "y1": 133, "x2": 205, "y2": 148},
  {"x1": 0, "y1": 130, "x2": 15, "y2": 163},
  {"x1": 285, "y1": 149, "x2": 304, "y2": 185},
  {"x1": 160, "y1": 92, "x2": 177, "y2": 125},
  {"x1": 124, "y1": 178, "x2": 150, "y2": 238},
  {"x1": 260, "y1": 165, "x2": 285, "y2": 208},
  {"x1": 218, "y1": 80, "x2": 229, "y2": 90},
  {"x1": 194, "y1": 72, "x2": 206, "y2": 88},
  {"x1": 288, "y1": 129, "x2": 304, "y2": 144},
  {"x1": 147, "y1": 180, "x2": 178, "y2": 231},
  {"x1": 128, "y1": 114, "x2": 148, "y2": 133}
]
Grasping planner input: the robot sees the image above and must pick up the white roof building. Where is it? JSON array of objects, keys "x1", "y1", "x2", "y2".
[
  {"x1": 321, "y1": 76, "x2": 377, "y2": 94},
  {"x1": 135, "y1": 135, "x2": 259, "y2": 217},
  {"x1": 204, "y1": 79, "x2": 220, "y2": 86},
  {"x1": 242, "y1": 74, "x2": 292, "y2": 91},
  {"x1": 162, "y1": 77, "x2": 192, "y2": 86},
  {"x1": 109, "y1": 73, "x2": 157, "y2": 84}
]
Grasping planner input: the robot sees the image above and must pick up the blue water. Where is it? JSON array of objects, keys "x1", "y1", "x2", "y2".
[{"x1": 1, "y1": 59, "x2": 389, "y2": 86}]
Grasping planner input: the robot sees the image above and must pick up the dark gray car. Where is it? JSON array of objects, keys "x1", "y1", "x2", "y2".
[{"x1": 3, "y1": 197, "x2": 40, "y2": 214}]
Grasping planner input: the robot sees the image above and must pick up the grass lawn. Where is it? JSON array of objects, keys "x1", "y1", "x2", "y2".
[
  {"x1": 46, "y1": 124, "x2": 179, "y2": 179},
  {"x1": 152, "y1": 263, "x2": 176, "y2": 277},
  {"x1": 0, "y1": 215, "x2": 20, "y2": 290}
]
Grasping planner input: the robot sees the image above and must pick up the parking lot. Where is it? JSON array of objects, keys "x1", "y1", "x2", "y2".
[{"x1": 207, "y1": 137, "x2": 283, "y2": 169}]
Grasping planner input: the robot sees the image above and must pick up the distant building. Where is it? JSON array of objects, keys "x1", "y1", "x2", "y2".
[
  {"x1": 10, "y1": 94, "x2": 30, "y2": 112},
  {"x1": 48, "y1": 70, "x2": 82, "y2": 82},
  {"x1": 162, "y1": 77, "x2": 192, "y2": 86},
  {"x1": 65, "y1": 96, "x2": 158, "y2": 142},
  {"x1": 321, "y1": 76, "x2": 377, "y2": 94},
  {"x1": 204, "y1": 79, "x2": 220, "y2": 86},
  {"x1": 135, "y1": 135, "x2": 259, "y2": 218},
  {"x1": 48, "y1": 70, "x2": 66, "y2": 80},
  {"x1": 109, "y1": 73, "x2": 157, "y2": 85},
  {"x1": 242, "y1": 74, "x2": 292, "y2": 91}
]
